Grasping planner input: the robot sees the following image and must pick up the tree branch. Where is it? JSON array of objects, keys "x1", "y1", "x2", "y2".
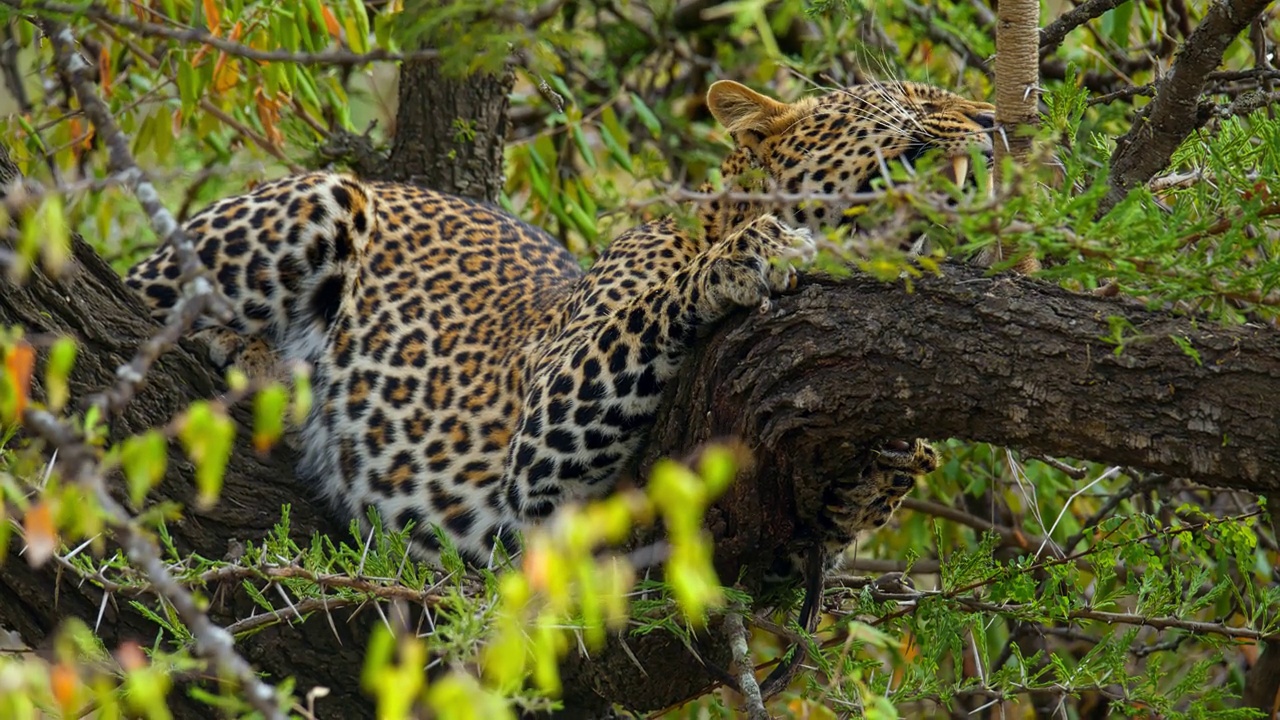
[
  {"x1": 1101, "y1": 0, "x2": 1276, "y2": 216},
  {"x1": 4, "y1": 238, "x2": 1280, "y2": 715},
  {"x1": 1039, "y1": 0, "x2": 1131, "y2": 55}
]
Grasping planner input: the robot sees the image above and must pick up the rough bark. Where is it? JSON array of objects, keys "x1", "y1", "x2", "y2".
[
  {"x1": 379, "y1": 58, "x2": 513, "y2": 201},
  {"x1": 994, "y1": 0, "x2": 1040, "y2": 166},
  {"x1": 559, "y1": 267, "x2": 1280, "y2": 714},
  {"x1": 7, "y1": 229, "x2": 1280, "y2": 717}
]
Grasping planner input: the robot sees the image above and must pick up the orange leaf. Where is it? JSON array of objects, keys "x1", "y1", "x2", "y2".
[
  {"x1": 4, "y1": 340, "x2": 34, "y2": 417},
  {"x1": 116, "y1": 641, "x2": 147, "y2": 671},
  {"x1": 321, "y1": 6, "x2": 343, "y2": 39},
  {"x1": 50, "y1": 662, "x2": 80, "y2": 715},
  {"x1": 202, "y1": 0, "x2": 221, "y2": 35},
  {"x1": 98, "y1": 45, "x2": 112, "y2": 97},
  {"x1": 522, "y1": 544, "x2": 550, "y2": 591},
  {"x1": 192, "y1": 43, "x2": 211, "y2": 68},
  {"x1": 23, "y1": 501, "x2": 56, "y2": 568},
  {"x1": 212, "y1": 53, "x2": 240, "y2": 94},
  {"x1": 254, "y1": 88, "x2": 284, "y2": 147}
]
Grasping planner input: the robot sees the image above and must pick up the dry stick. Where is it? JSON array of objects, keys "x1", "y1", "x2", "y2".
[
  {"x1": 39, "y1": 18, "x2": 231, "y2": 415},
  {"x1": 722, "y1": 605, "x2": 769, "y2": 720},
  {"x1": 1101, "y1": 0, "x2": 1276, "y2": 217}
]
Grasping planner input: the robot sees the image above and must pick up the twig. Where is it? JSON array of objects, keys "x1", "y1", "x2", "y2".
[
  {"x1": 899, "y1": 497, "x2": 1057, "y2": 556},
  {"x1": 722, "y1": 604, "x2": 769, "y2": 720},
  {"x1": 1040, "y1": 0, "x2": 1131, "y2": 55},
  {"x1": 1029, "y1": 454, "x2": 1090, "y2": 480},
  {"x1": 5, "y1": 0, "x2": 455, "y2": 66},
  {"x1": 39, "y1": 17, "x2": 231, "y2": 416}
]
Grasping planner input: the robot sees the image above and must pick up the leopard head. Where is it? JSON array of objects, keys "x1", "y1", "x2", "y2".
[{"x1": 703, "y1": 79, "x2": 996, "y2": 240}]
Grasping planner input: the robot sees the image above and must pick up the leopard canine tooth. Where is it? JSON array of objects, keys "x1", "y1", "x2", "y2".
[{"x1": 951, "y1": 156, "x2": 970, "y2": 187}]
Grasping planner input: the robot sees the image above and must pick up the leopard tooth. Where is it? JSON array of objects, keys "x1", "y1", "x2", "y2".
[{"x1": 951, "y1": 156, "x2": 970, "y2": 187}]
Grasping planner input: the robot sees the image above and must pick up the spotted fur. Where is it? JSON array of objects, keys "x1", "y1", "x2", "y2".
[{"x1": 126, "y1": 80, "x2": 991, "y2": 567}]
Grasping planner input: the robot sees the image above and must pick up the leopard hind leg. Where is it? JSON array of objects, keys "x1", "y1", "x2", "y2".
[{"x1": 124, "y1": 173, "x2": 376, "y2": 376}]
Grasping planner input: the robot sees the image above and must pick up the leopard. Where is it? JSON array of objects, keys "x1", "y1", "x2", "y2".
[{"x1": 126, "y1": 78, "x2": 996, "y2": 571}]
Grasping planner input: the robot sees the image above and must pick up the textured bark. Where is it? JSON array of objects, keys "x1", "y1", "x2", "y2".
[
  {"x1": 994, "y1": 0, "x2": 1040, "y2": 167},
  {"x1": 380, "y1": 58, "x2": 513, "y2": 201},
  {"x1": 4, "y1": 233, "x2": 1280, "y2": 716},
  {"x1": 557, "y1": 267, "x2": 1280, "y2": 714}
]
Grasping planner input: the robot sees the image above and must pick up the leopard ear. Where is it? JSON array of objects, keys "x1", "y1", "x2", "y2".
[{"x1": 707, "y1": 81, "x2": 789, "y2": 135}]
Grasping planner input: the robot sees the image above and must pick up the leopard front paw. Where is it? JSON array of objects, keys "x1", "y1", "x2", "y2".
[{"x1": 703, "y1": 214, "x2": 816, "y2": 312}]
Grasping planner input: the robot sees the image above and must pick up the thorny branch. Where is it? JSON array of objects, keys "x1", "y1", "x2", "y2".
[
  {"x1": 21, "y1": 408, "x2": 290, "y2": 720},
  {"x1": 18, "y1": 17, "x2": 291, "y2": 720},
  {"x1": 39, "y1": 17, "x2": 230, "y2": 415},
  {"x1": 722, "y1": 606, "x2": 769, "y2": 720}
]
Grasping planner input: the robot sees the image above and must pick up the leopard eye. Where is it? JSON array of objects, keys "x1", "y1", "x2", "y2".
[{"x1": 971, "y1": 112, "x2": 995, "y2": 130}]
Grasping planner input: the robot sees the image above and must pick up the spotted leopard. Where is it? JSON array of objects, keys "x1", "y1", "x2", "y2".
[{"x1": 127, "y1": 80, "x2": 994, "y2": 568}]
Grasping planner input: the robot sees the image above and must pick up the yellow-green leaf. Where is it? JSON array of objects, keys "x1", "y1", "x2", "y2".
[
  {"x1": 44, "y1": 337, "x2": 76, "y2": 412},
  {"x1": 121, "y1": 431, "x2": 169, "y2": 506}
]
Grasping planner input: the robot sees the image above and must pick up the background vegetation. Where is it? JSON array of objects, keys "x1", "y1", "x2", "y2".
[{"x1": 0, "y1": 0, "x2": 1278, "y2": 718}]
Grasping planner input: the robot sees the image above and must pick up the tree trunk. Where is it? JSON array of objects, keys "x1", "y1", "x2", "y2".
[
  {"x1": 993, "y1": 0, "x2": 1040, "y2": 167},
  {"x1": 380, "y1": 59, "x2": 513, "y2": 201}
]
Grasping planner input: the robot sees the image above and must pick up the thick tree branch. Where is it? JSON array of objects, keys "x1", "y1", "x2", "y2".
[
  {"x1": 1101, "y1": 0, "x2": 1276, "y2": 216},
  {"x1": 555, "y1": 265, "x2": 1280, "y2": 714},
  {"x1": 4, "y1": 237, "x2": 1280, "y2": 716}
]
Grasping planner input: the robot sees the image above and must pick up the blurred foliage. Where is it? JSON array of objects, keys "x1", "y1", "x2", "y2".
[{"x1": 0, "y1": 0, "x2": 1279, "y2": 718}]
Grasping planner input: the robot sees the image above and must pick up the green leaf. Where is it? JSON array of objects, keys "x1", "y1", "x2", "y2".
[
  {"x1": 178, "y1": 401, "x2": 235, "y2": 508},
  {"x1": 253, "y1": 384, "x2": 289, "y2": 453},
  {"x1": 120, "y1": 431, "x2": 169, "y2": 506},
  {"x1": 598, "y1": 124, "x2": 634, "y2": 173},
  {"x1": 44, "y1": 337, "x2": 75, "y2": 412},
  {"x1": 629, "y1": 93, "x2": 662, "y2": 138},
  {"x1": 571, "y1": 124, "x2": 598, "y2": 170}
]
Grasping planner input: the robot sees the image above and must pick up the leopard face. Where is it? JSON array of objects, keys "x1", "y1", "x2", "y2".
[{"x1": 704, "y1": 79, "x2": 996, "y2": 239}]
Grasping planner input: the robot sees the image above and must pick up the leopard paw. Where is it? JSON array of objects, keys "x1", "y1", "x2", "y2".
[
  {"x1": 874, "y1": 438, "x2": 940, "y2": 476},
  {"x1": 818, "y1": 439, "x2": 938, "y2": 555},
  {"x1": 701, "y1": 214, "x2": 815, "y2": 313}
]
